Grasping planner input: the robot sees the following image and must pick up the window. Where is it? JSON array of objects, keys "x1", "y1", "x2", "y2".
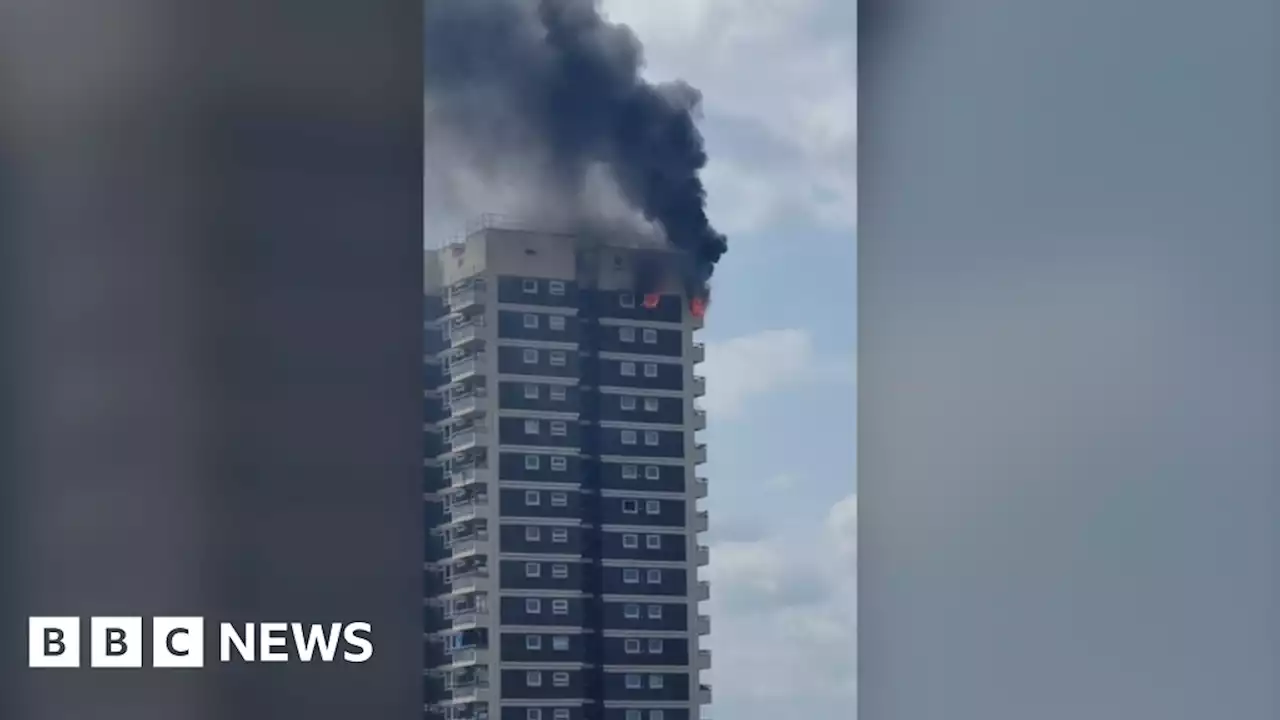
[
  {"x1": 619, "y1": 326, "x2": 636, "y2": 342},
  {"x1": 551, "y1": 564, "x2": 569, "y2": 579},
  {"x1": 624, "y1": 603, "x2": 641, "y2": 619},
  {"x1": 643, "y1": 362, "x2": 658, "y2": 378},
  {"x1": 646, "y1": 569, "x2": 662, "y2": 584},
  {"x1": 622, "y1": 464, "x2": 639, "y2": 479},
  {"x1": 526, "y1": 490, "x2": 541, "y2": 506},
  {"x1": 644, "y1": 465, "x2": 661, "y2": 480},
  {"x1": 550, "y1": 385, "x2": 567, "y2": 401},
  {"x1": 550, "y1": 491, "x2": 568, "y2": 507},
  {"x1": 623, "y1": 568, "x2": 641, "y2": 584},
  {"x1": 626, "y1": 712, "x2": 642, "y2": 720},
  {"x1": 624, "y1": 638, "x2": 642, "y2": 654},
  {"x1": 550, "y1": 421, "x2": 567, "y2": 436},
  {"x1": 549, "y1": 350, "x2": 567, "y2": 367},
  {"x1": 551, "y1": 528, "x2": 569, "y2": 543},
  {"x1": 645, "y1": 534, "x2": 662, "y2": 549},
  {"x1": 527, "y1": 710, "x2": 542, "y2": 720},
  {"x1": 650, "y1": 711, "x2": 665, "y2": 720},
  {"x1": 619, "y1": 293, "x2": 635, "y2": 308},
  {"x1": 552, "y1": 672, "x2": 570, "y2": 688},
  {"x1": 523, "y1": 348, "x2": 539, "y2": 364},
  {"x1": 647, "y1": 604, "x2": 663, "y2": 619},
  {"x1": 622, "y1": 533, "x2": 639, "y2": 549},
  {"x1": 525, "y1": 563, "x2": 541, "y2": 578},
  {"x1": 526, "y1": 670, "x2": 542, "y2": 687},
  {"x1": 549, "y1": 315, "x2": 566, "y2": 331},
  {"x1": 549, "y1": 280, "x2": 566, "y2": 296},
  {"x1": 522, "y1": 279, "x2": 539, "y2": 294},
  {"x1": 525, "y1": 526, "x2": 542, "y2": 542},
  {"x1": 643, "y1": 397, "x2": 659, "y2": 412},
  {"x1": 526, "y1": 635, "x2": 543, "y2": 650},
  {"x1": 649, "y1": 675, "x2": 664, "y2": 689},
  {"x1": 645, "y1": 500, "x2": 660, "y2": 515},
  {"x1": 647, "y1": 638, "x2": 664, "y2": 654},
  {"x1": 625, "y1": 674, "x2": 643, "y2": 689},
  {"x1": 523, "y1": 313, "x2": 539, "y2": 329},
  {"x1": 525, "y1": 598, "x2": 542, "y2": 614},
  {"x1": 525, "y1": 419, "x2": 540, "y2": 434},
  {"x1": 553, "y1": 710, "x2": 570, "y2": 720},
  {"x1": 620, "y1": 395, "x2": 637, "y2": 410},
  {"x1": 524, "y1": 384, "x2": 540, "y2": 399},
  {"x1": 620, "y1": 361, "x2": 636, "y2": 376},
  {"x1": 621, "y1": 499, "x2": 639, "y2": 514},
  {"x1": 644, "y1": 431, "x2": 659, "y2": 446},
  {"x1": 552, "y1": 636, "x2": 570, "y2": 651},
  {"x1": 550, "y1": 456, "x2": 568, "y2": 472},
  {"x1": 621, "y1": 430, "x2": 638, "y2": 445},
  {"x1": 551, "y1": 599, "x2": 569, "y2": 615},
  {"x1": 642, "y1": 328, "x2": 658, "y2": 344},
  {"x1": 525, "y1": 455, "x2": 541, "y2": 470}
]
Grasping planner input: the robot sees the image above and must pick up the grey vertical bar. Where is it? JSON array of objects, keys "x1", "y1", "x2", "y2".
[{"x1": 0, "y1": 2, "x2": 423, "y2": 719}]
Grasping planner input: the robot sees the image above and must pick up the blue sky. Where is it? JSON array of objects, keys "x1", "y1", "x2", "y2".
[{"x1": 598, "y1": 1, "x2": 857, "y2": 717}]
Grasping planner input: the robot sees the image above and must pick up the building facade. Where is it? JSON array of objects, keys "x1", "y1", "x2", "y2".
[{"x1": 423, "y1": 225, "x2": 711, "y2": 720}]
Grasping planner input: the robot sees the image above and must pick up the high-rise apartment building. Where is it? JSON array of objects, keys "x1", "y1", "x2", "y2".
[{"x1": 423, "y1": 220, "x2": 712, "y2": 720}]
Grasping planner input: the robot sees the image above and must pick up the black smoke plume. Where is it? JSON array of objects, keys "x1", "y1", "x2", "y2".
[{"x1": 424, "y1": 0, "x2": 728, "y2": 299}]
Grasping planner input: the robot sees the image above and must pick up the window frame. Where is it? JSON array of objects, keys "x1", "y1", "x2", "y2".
[
  {"x1": 525, "y1": 562, "x2": 541, "y2": 578},
  {"x1": 622, "y1": 568, "x2": 641, "y2": 584},
  {"x1": 548, "y1": 280, "x2": 566, "y2": 296},
  {"x1": 620, "y1": 361, "x2": 637, "y2": 377},
  {"x1": 549, "y1": 350, "x2": 567, "y2": 367},
  {"x1": 524, "y1": 455, "x2": 541, "y2": 470},
  {"x1": 646, "y1": 568, "x2": 662, "y2": 584},
  {"x1": 645, "y1": 534, "x2": 661, "y2": 549},
  {"x1": 525, "y1": 526, "x2": 542, "y2": 542},
  {"x1": 522, "y1": 279, "x2": 539, "y2": 294},
  {"x1": 644, "y1": 465, "x2": 661, "y2": 480},
  {"x1": 622, "y1": 533, "x2": 639, "y2": 549},
  {"x1": 548, "y1": 314, "x2": 566, "y2": 331},
  {"x1": 526, "y1": 490, "x2": 541, "y2": 506},
  {"x1": 526, "y1": 670, "x2": 542, "y2": 687},
  {"x1": 622, "y1": 464, "x2": 639, "y2": 479},
  {"x1": 643, "y1": 362, "x2": 658, "y2": 378},
  {"x1": 523, "y1": 313, "x2": 539, "y2": 329},
  {"x1": 523, "y1": 348, "x2": 539, "y2": 364}
]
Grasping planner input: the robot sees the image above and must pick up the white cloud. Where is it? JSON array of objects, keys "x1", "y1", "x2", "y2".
[
  {"x1": 700, "y1": 328, "x2": 853, "y2": 419},
  {"x1": 706, "y1": 492, "x2": 858, "y2": 716},
  {"x1": 601, "y1": 0, "x2": 857, "y2": 234}
]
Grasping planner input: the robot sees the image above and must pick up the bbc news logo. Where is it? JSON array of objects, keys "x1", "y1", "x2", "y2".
[{"x1": 29, "y1": 617, "x2": 373, "y2": 668}]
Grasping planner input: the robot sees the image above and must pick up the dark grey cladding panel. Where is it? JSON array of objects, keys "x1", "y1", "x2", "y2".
[
  {"x1": 602, "y1": 601, "x2": 689, "y2": 631},
  {"x1": 595, "y1": 324, "x2": 683, "y2": 357},
  {"x1": 423, "y1": 362, "x2": 445, "y2": 388},
  {"x1": 598, "y1": 427, "x2": 684, "y2": 458},
  {"x1": 601, "y1": 566, "x2": 688, "y2": 596},
  {"x1": 600, "y1": 636, "x2": 691, "y2": 666},
  {"x1": 498, "y1": 417, "x2": 582, "y2": 448},
  {"x1": 585, "y1": 289, "x2": 684, "y2": 323},
  {"x1": 498, "y1": 452, "x2": 583, "y2": 483},
  {"x1": 598, "y1": 461, "x2": 685, "y2": 493},
  {"x1": 498, "y1": 310, "x2": 582, "y2": 344},
  {"x1": 424, "y1": 397, "x2": 447, "y2": 423},
  {"x1": 600, "y1": 496, "x2": 687, "y2": 527},
  {"x1": 502, "y1": 708, "x2": 587, "y2": 720},
  {"x1": 496, "y1": 275, "x2": 580, "y2": 308},
  {"x1": 596, "y1": 358, "x2": 683, "y2": 390},
  {"x1": 500, "y1": 560, "x2": 590, "y2": 591},
  {"x1": 424, "y1": 330, "x2": 449, "y2": 354},
  {"x1": 498, "y1": 381, "x2": 582, "y2": 412},
  {"x1": 497, "y1": 345, "x2": 581, "y2": 378},
  {"x1": 499, "y1": 595, "x2": 588, "y2": 626},
  {"x1": 424, "y1": 295, "x2": 447, "y2": 317},
  {"x1": 499, "y1": 524, "x2": 586, "y2": 555},
  {"x1": 499, "y1": 488, "x2": 583, "y2": 519},
  {"x1": 602, "y1": 531, "x2": 687, "y2": 562},
  {"x1": 596, "y1": 392, "x2": 684, "y2": 424},
  {"x1": 602, "y1": 671, "x2": 692, "y2": 701},
  {"x1": 499, "y1": 631, "x2": 592, "y2": 663},
  {"x1": 602, "y1": 709, "x2": 692, "y2": 720},
  {"x1": 500, "y1": 668, "x2": 587, "y2": 700},
  {"x1": 423, "y1": 466, "x2": 445, "y2": 494},
  {"x1": 423, "y1": 432, "x2": 444, "y2": 458}
]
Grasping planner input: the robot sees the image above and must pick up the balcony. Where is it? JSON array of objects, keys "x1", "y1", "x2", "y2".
[
  {"x1": 447, "y1": 286, "x2": 485, "y2": 314},
  {"x1": 695, "y1": 509, "x2": 709, "y2": 532},
  {"x1": 697, "y1": 579, "x2": 711, "y2": 601},
  {"x1": 445, "y1": 605, "x2": 488, "y2": 632},
  {"x1": 693, "y1": 408, "x2": 706, "y2": 431},
  {"x1": 691, "y1": 342, "x2": 705, "y2": 363},
  {"x1": 447, "y1": 354, "x2": 485, "y2": 382},
  {"x1": 692, "y1": 375, "x2": 706, "y2": 397},
  {"x1": 443, "y1": 647, "x2": 480, "y2": 668},
  {"x1": 693, "y1": 443, "x2": 707, "y2": 464},
  {"x1": 448, "y1": 567, "x2": 490, "y2": 595},
  {"x1": 446, "y1": 495, "x2": 490, "y2": 524},
  {"x1": 698, "y1": 684, "x2": 713, "y2": 704},
  {"x1": 694, "y1": 476, "x2": 708, "y2": 499},
  {"x1": 449, "y1": 322, "x2": 484, "y2": 349},
  {"x1": 696, "y1": 648, "x2": 712, "y2": 669},
  {"x1": 446, "y1": 531, "x2": 489, "y2": 559},
  {"x1": 449, "y1": 392, "x2": 485, "y2": 418},
  {"x1": 695, "y1": 544, "x2": 710, "y2": 566},
  {"x1": 450, "y1": 426, "x2": 489, "y2": 452},
  {"x1": 447, "y1": 679, "x2": 491, "y2": 705},
  {"x1": 696, "y1": 614, "x2": 711, "y2": 636}
]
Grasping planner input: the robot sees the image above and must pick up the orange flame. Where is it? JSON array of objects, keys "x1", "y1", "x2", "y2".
[
  {"x1": 690, "y1": 297, "x2": 706, "y2": 318},
  {"x1": 642, "y1": 293, "x2": 660, "y2": 309}
]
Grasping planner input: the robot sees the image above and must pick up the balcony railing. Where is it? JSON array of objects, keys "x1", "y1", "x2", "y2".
[
  {"x1": 446, "y1": 496, "x2": 489, "y2": 524},
  {"x1": 449, "y1": 392, "x2": 482, "y2": 417},
  {"x1": 696, "y1": 544, "x2": 710, "y2": 566},
  {"x1": 447, "y1": 567, "x2": 489, "y2": 595},
  {"x1": 697, "y1": 579, "x2": 711, "y2": 601},
  {"x1": 692, "y1": 375, "x2": 706, "y2": 396},
  {"x1": 447, "y1": 679, "x2": 491, "y2": 704},
  {"x1": 446, "y1": 532, "x2": 489, "y2": 558},
  {"x1": 447, "y1": 354, "x2": 484, "y2": 382},
  {"x1": 691, "y1": 342, "x2": 705, "y2": 363},
  {"x1": 449, "y1": 467, "x2": 479, "y2": 488},
  {"x1": 695, "y1": 509, "x2": 709, "y2": 532},
  {"x1": 447, "y1": 286, "x2": 485, "y2": 313},
  {"x1": 696, "y1": 614, "x2": 711, "y2": 635},
  {"x1": 449, "y1": 322, "x2": 483, "y2": 347},
  {"x1": 697, "y1": 649, "x2": 712, "y2": 669},
  {"x1": 449, "y1": 426, "x2": 488, "y2": 452},
  {"x1": 444, "y1": 648, "x2": 479, "y2": 667},
  {"x1": 693, "y1": 408, "x2": 707, "y2": 430},
  {"x1": 694, "y1": 476, "x2": 708, "y2": 499},
  {"x1": 698, "y1": 683, "x2": 713, "y2": 703},
  {"x1": 693, "y1": 443, "x2": 707, "y2": 464}
]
